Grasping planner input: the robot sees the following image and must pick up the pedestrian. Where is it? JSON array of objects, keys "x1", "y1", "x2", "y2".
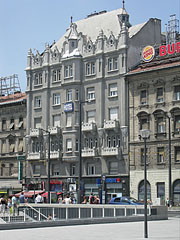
[
  {"x1": 82, "y1": 195, "x2": 87, "y2": 204},
  {"x1": 89, "y1": 192, "x2": 94, "y2": 204},
  {"x1": 93, "y1": 195, "x2": 100, "y2": 204},
  {"x1": 19, "y1": 192, "x2": 25, "y2": 203},
  {"x1": 62, "y1": 195, "x2": 71, "y2": 204},
  {"x1": 35, "y1": 193, "x2": 43, "y2": 204},
  {"x1": 0, "y1": 196, "x2": 7, "y2": 216},
  {"x1": 47, "y1": 214, "x2": 52, "y2": 220},
  {"x1": 166, "y1": 198, "x2": 170, "y2": 207},
  {"x1": 7, "y1": 198, "x2": 12, "y2": 214},
  {"x1": 11, "y1": 194, "x2": 17, "y2": 216}
]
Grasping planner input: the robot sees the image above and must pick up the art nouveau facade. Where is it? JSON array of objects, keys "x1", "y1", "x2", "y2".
[
  {"x1": 127, "y1": 53, "x2": 180, "y2": 206},
  {"x1": 25, "y1": 7, "x2": 162, "y2": 201}
]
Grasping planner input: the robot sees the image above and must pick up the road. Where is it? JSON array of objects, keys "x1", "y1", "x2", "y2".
[{"x1": 0, "y1": 217, "x2": 179, "y2": 240}]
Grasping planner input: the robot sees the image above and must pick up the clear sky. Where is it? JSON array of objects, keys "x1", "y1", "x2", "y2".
[{"x1": 1, "y1": 0, "x2": 180, "y2": 92}]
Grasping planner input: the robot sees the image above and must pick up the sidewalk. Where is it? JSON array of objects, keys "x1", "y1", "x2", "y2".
[{"x1": 0, "y1": 217, "x2": 179, "y2": 240}]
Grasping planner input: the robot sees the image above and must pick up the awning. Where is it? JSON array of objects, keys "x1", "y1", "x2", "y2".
[
  {"x1": 41, "y1": 192, "x2": 62, "y2": 198},
  {"x1": 15, "y1": 190, "x2": 44, "y2": 198}
]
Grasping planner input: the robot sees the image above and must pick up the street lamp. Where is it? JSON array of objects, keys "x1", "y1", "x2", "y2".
[
  {"x1": 78, "y1": 101, "x2": 82, "y2": 204},
  {"x1": 39, "y1": 128, "x2": 51, "y2": 204},
  {"x1": 140, "y1": 129, "x2": 150, "y2": 239}
]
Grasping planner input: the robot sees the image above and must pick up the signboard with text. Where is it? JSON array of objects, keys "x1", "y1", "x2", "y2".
[{"x1": 64, "y1": 102, "x2": 74, "y2": 112}]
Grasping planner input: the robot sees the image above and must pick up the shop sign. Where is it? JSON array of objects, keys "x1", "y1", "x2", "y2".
[
  {"x1": 64, "y1": 102, "x2": 74, "y2": 112},
  {"x1": 106, "y1": 178, "x2": 121, "y2": 183},
  {"x1": 159, "y1": 42, "x2": 180, "y2": 56},
  {"x1": 142, "y1": 45, "x2": 155, "y2": 62},
  {"x1": 50, "y1": 180, "x2": 63, "y2": 185}
]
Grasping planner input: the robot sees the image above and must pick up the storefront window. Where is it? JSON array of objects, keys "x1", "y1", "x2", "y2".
[{"x1": 138, "y1": 180, "x2": 151, "y2": 201}]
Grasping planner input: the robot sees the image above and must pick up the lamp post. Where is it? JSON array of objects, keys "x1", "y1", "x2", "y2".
[
  {"x1": 140, "y1": 129, "x2": 150, "y2": 239},
  {"x1": 39, "y1": 128, "x2": 51, "y2": 204},
  {"x1": 78, "y1": 101, "x2": 82, "y2": 204}
]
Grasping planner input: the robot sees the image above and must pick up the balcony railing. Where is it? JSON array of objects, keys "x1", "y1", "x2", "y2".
[
  {"x1": 29, "y1": 128, "x2": 41, "y2": 137},
  {"x1": 101, "y1": 147, "x2": 119, "y2": 156},
  {"x1": 82, "y1": 148, "x2": 97, "y2": 157},
  {"x1": 82, "y1": 122, "x2": 96, "y2": 132},
  {"x1": 48, "y1": 126, "x2": 60, "y2": 135},
  {"x1": 104, "y1": 119, "x2": 118, "y2": 130},
  {"x1": 27, "y1": 152, "x2": 42, "y2": 160}
]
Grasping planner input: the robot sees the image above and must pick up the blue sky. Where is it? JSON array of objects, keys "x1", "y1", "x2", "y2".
[{"x1": 1, "y1": 0, "x2": 180, "y2": 92}]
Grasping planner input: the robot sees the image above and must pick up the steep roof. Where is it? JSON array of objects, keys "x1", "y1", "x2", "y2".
[
  {"x1": 53, "y1": 8, "x2": 147, "y2": 51},
  {"x1": 0, "y1": 92, "x2": 26, "y2": 106}
]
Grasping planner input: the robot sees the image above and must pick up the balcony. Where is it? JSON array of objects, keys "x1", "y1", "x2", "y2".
[
  {"x1": 27, "y1": 152, "x2": 42, "y2": 160},
  {"x1": 29, "y1": 128, "x2": 41, "y2": 137},
  {"x1": 82, "y1": 122, "x2": 96, "y2": 132},
  {"x1": 104, "y1": 119, "x2": 118, "y2": 130},
  {"x1": 45, "y1": 151, "x2": 61, "y2": 159},
  {"x1": 82, "y1": 148, "x2": 97, "y2": 157},
  {"x1": 48, "y1": 126, "x2": 60, "y2": 135},
  {"x1": 101, "y1": 147, "x2": 119, "y2": 156}
]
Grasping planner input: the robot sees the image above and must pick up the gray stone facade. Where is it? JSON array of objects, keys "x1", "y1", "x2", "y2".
[
  {"x1": 0, "y1": 93, "x2": 26, "y2": 195},
  {"x1": 127, "y1": 53, "x2": 180, "y2": 206},
  {"x1": 25, "y1": 7, "x2": 162, "y2": 202}
]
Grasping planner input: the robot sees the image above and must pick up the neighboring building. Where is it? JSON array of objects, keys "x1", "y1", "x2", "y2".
[
  {"x1": 126, "y1": 49, "x2": 180, "y2": 206},
  {"x1": 0, "y1": 92, "x2": 27, "y2": 196},
  {"x1": 25, "y1": 6, "x2": 162, "y2": 202}
]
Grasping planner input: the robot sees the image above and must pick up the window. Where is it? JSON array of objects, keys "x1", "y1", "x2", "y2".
[
  {"x1": 89, "y1": 138, "x2": 93, "y2": 149},
  {"x1": 66, "y1": 139, "x2": 72, "y2": 152},
  {"x1": 157, "y1": 147, "x2": 165, "y2": 164},
  {"x1": 53, "y1": 93, "x2": 60, "y2": 105},
  {"x1": 53, "y1": 115, "x2": 60, "y2": 127},
  {"x1": 157, "y1": 88, "x2": 164, "y2": 102},
  {"x1": 109, "y1": 161, "x2": 118, "y2": 174},
  {"x1": 140, "y1": 90, "x2": 147, "y2": 105},
  {"x1": 108, "y1": 57, "x2": 118, "y2": 71},
  {"x1": 140, "y1": 118, "x2": 148, "y2": 130},
  {"x1": 109, "y1": 83, "x2": 117, "y2": 97},
  {"x1": 18, "y1": 117, "x2": 23, "y2": 129},
  {"x1": 64, "y1": 65, "x2": 73, "y2": 78},
  {"x1": 157, "y1": 183, "x2": 165, "y2": 203},
  {"x1": 66, "y1": 113, "x2": 72, "y2": 127},
  {"x1": 70, "y1": 164, "x2": 76, "y2": 176},
  {"x1": 34, "y1": 118, "x2": 41, "y2": 129},
  {"x1": 141, "y1": 148, "x2": 148, "y2": 165},
  {"x1": 107, "y1": 137, "x2": 111, "y2": 148},
  {"x1": 34, "y1": 96, "x2": 41, "y2": 108},
  {"x1": 109, "y1": 107, "x2": 118, "y2": 120},
  {"x1": 87, "y1": 110, "x2": 95, "y2": 123},
  {"x1": 87, "y1": 87, "x2": 95, "y2": 101},
  {"x1": 86, "y1": 62, "x2": 95, "y2": 75},
  {"x1": 9, "y1": 119, "x2": 15, "y2": 130},
  {"x1": 174, "y1": 85, "x2": 180, "y2": 101},
  {"x1": 75, "y1": 139, "x2": 79, "y2": 151},
  {"x1": 175, "y1": 146, "x2": 180, "y2": 162},
  {"x1": 33, "y1": 165, "x2": 40, "y2": 175},
  {"x1": 174, "y1": 115, "x2": 180, "y2": 133},
  {"x1": 75, "y1": 111, "x2": 79, "y2": 125},
  {"x1": 18, "y1": 138, "x2": 24, "y2": 153},
  {"x1": 34, "y1": 73, "x2": 42, "y2": 85},
  {"x1": 9, "y1": 138, "x2": 15, "y2": 153},
  {"x1": 157, "y1": 117, "x2": 165, "y2": 133},
  {"x1": 52, "y1": 69, "x2": 61, "y2": 82},
  {"x1": 67, "y1": 90, "x2": 72, "y2": 102},
  {"x1": 87, "y1": 164, "x2": 95, "y2": 175},
  {"x1": 52, "y1": 164, "x2": 60, "y2": 176},
  {"x1": 113, "y1": 136, "x2": 116, "y2": 147},
  {"x1": 1, "y1": 140, "x2": 6, "y2": 154},
  {"x1": 2, "y1": 119, "x2": 6, "y2": 131},
  {"x1": 9, "y1": 163, "x2": 14, "y2": 176},
  {"x1": 75, "y1": 89, "x2": 79, "y2": 100}
]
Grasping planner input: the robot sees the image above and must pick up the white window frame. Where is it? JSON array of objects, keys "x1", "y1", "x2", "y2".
[
  {"x1": 67, "y1": 90, "x2": 72, "y2": 102},
  {"x1": 86, "y1": 62, "x2": 96, "y2": 76},
  {"x1": 66, "y1": 139, "x2": 72, "y2": 152},
  {"x1": 87, "y1": 164, "x2": 95, "y2": 175},
  {"x1": 53, "y1": 93, "x2": 60, "y2": 105},
  {"x1": 174, "y1": 85, "x2": 180, "y2": 101},
  {"x1": 87, "y1": 87, "x2": 95, "y2": 101},
  {"x1": 34, "y1": 96, "x2": 42, "y2": 108},
  {"x1": 109, "y1": 83, "x2": 118, "y2": 97},
  {"x1": 87, "y1": 110, "x2": 95, "y2": 123},
  {"x1": 66, "y1": 113, "x2": 72, "y2": 127},
  {"x1": 109, "y1": 107, "x2": 118, "y2": 120},
  {"x1": 53, "y1": 115, "x2": 60, "y2": 127},
  {"x1": 108, "y1": 57, "x2": 118, "y2": 71}
]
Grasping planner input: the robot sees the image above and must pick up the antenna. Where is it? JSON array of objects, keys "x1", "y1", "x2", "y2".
[
  {"x1": 167, "y1": 14, "x2": 179, "y2": 43},
  {"x1": 0, "y1": 74, "x2": 21, "y2": 96}
]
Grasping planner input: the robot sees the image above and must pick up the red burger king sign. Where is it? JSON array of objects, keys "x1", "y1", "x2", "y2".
[{"x1": 142, "y1": 45, "x2": 155, "y2": 62}]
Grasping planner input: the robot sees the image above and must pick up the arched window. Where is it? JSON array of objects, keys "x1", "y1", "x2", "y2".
[
  {"x1": 138, "y1": 180, "x2": 151, "y2": 201},
  {"x1": 173, "y1": 179, "x2": 180, "y2": 206}
]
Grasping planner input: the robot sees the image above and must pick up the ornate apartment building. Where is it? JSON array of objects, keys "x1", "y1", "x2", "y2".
[
  {"x1": 25, "y1": 6, "x2": 162, "y2": 202},
  {"x1": 0, "y1": 92, "x2": 26, "y2": 196},
  {"x1": 127, "y1": 52, "x2": 180, "y2": 206}
]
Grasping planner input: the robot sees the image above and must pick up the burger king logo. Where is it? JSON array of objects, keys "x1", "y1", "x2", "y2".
[{"x1": 142, "y1": 45, "x2": 155, "y2": 62}]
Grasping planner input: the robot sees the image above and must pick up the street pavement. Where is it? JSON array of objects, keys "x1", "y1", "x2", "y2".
[{"x1": 0, "y1": 217, "x2": 179, "y2": 240}]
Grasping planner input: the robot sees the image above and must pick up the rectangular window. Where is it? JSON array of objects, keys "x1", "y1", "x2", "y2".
[
  {"x1": 175, "y1": 115, "x2": 180, "y2": 133},
  {"x1": 87, "y1": 87, "x2": 95, "y2": 101},
  {"x1": 174, "y1": 85, "x2": 180, "y2": 101},
  {"x1": 157, "y1": 117, "x2": 165, "y2": 133},
  {"x1": 65, "y1": 65, "x2": 73, "y2": 78},
  {"x1": 18, "y1": 117, "x2": 24, "y2": 129},
  {"x1": 109, "y1": 83, "x2": 118, "y2": 97},
  {"x1": 157, "y1": 88, "x2": 164, "y2": 103},
  {"x1": 141, "y1": 148, "x2": 148, "y2": 165},
  {"x1": 34, "y1": 96, "x2": 41, "y2": 108},
  {"x1": 157, "y1": 182, "x2": 165, "y2": 201},
  {"x1": 34, "y1": 73, "x2": 42, "y2": 85},
  {"x1": 108, "y1": 58, "x2": 113, "y2": 71},
  {"x1": 9, "y1": 139, "x2": 15, "y2": 153},
  {"x1": 86, "y1": 62, "x2": 95, "y2": 75},
  {"x1": 52, "y1": 164, "x2": 60, "y2": 176},
  {"x1": 53, "y1": 69, "x2": 61, "y2": 82},
  {"x1": 75, "y1": 139, "x2": 79, "y2": 151},
  {"x1": 67, "y1": 90, "x2": 72, "y2": 102},
  {"x1": 109, "y1": 107, "x2": 118, "y2": 120},
  {"x1": 140, "y1": 90, "x2": 147, "y2": 105},
  {"x1": 140, "y1": 118, "x2": 148, "y2": 130},
  {"x1": 109, "y1": 161, "x2": 118, "y2": 174},
  {"x1": 53, "y1": 93, "x2": 60, "y2": 105},
  {"x1": 9, "y1": 119, "x2": 15, "y2": 130},
  {"x1": 75, "y1": 89, "x2": 79, "y2": 100},
  {"x1": 87, "y1": 164, "x2": 95, "y2": 175},
  {"x1": 34, "y1": 118, "x2": 41, "y2": 129},
  {"x1": 175, "y1": 146, "x2": 180, "y2": 162},
  {"x1": 66, "y1": 113, "x2": 72, "y2": 127},
  {"x1": 2, "y1": 120, "x2": 6, "y2": 131},
  {"x1": 18, "y1": 138, "x2": 24, "y2": 153},
  {"x1": 70, "y1": 164, "x2": 76, "y2": 176},
  {"x1": 87, "y1": 110, "x2": 95, "y2": 123},
  {"x1": 157, "y1": 147, "x2": 165, "y2": 164},
  {"x1": 33, "y1": 165, "x2": 40, "y2": 175},
  {"x1": 1, "y1": 140, "x2": 6, "y2": 154},
  {"x1": 108, "y1": 57, "x2": 118, "y2": 71},
  {"x1": 66, "y1": 139, "x2": 72, "y2": 152},
  {"x1": 53, "y1": 115, "x2": 60, "y2": 127}
]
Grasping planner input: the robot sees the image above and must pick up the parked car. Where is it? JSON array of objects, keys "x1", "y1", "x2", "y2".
[{"x1": 109, "y1": 196, "x2": 143, "y2": 205}]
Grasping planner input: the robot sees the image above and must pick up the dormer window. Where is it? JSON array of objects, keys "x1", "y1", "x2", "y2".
[{"x1": 71, "y1": 41, "x2": 75, "y2": 48}]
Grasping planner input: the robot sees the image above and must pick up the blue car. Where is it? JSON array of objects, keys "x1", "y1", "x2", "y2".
[{"x1": 109, "y1": 196, "x2": 143, "y2": 205}]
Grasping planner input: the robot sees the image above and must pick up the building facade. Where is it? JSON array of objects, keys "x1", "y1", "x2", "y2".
[
  {"x1": 0, "y1": 92, "x2": 26, "y2": 196},
  {"x1": 25, "y1": 7, "x2": 162, "y2": 202},
  {"x1": 127, "y1": 50, "x2": 180, "y2": 206}
]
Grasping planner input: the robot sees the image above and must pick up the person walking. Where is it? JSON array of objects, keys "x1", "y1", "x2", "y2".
[
  {"x1": 11, "y1": 194, "x2": 17, "y2": 216},
  {"x1": 89, "y1": 192, "x2": 94, "y2": 204},
  {"x1": 19, "y1": 192, "x2": 25, "y2": 203}
]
